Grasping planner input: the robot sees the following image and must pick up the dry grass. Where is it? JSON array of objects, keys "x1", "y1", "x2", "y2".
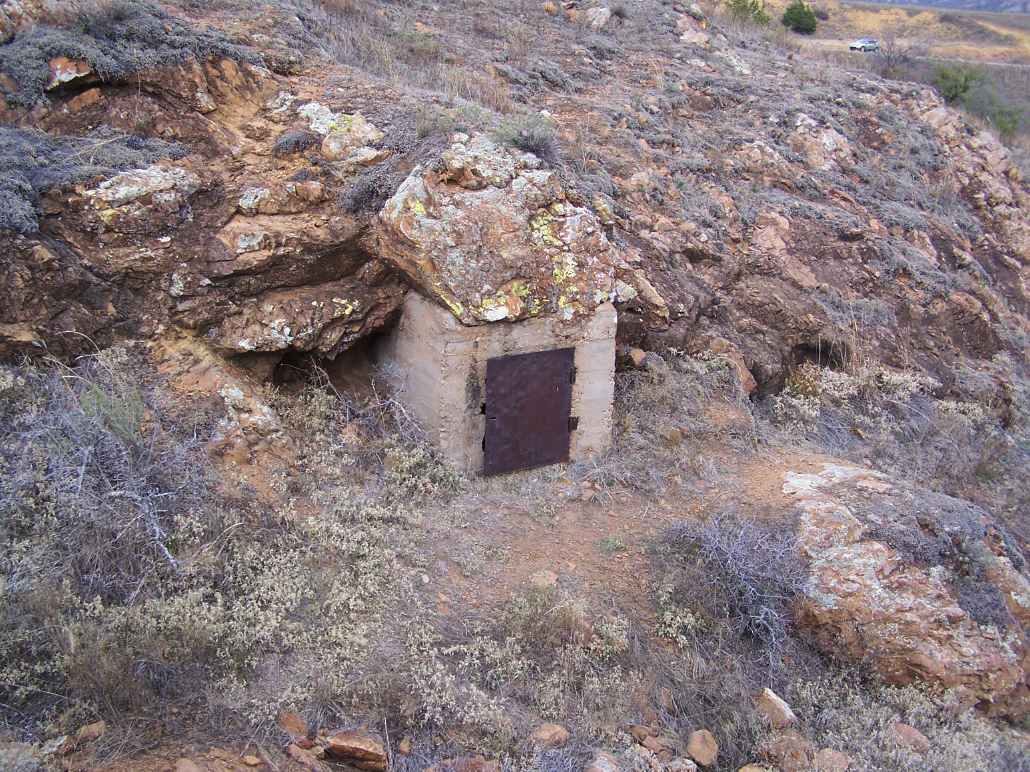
[{"x1": 1, "y1": 346, "x2": 1026, "y2": 770}]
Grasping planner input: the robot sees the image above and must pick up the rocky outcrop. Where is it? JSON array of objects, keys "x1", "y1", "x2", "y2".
[
  {"x1": 376, "y1": 132, "x2": 642, "y2": 325},
  {"x1": 786, "y1": 464, "x2": 1030, "y2": 719},
  {"x1": 2, "y1": 0, "x2": 1030, "y2": 442}
]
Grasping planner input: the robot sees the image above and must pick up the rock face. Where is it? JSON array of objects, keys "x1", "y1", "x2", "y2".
[
  {"x1": 376, "y1": 132, "x2": 636, "y2": 325},
  {"x1": 2, "y1": 0, "x2": 1030, "y2": 458},
  {"x1": 786, "y1": 464, "x2": 1030, "y2": 719}
]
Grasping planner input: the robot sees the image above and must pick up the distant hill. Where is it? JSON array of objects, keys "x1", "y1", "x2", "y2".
[{"x1": 882, "y1": 0, "x2": 1028, "y2": 13}]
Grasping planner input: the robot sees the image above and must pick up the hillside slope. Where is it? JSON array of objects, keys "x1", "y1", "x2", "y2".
[{"x1": 2, "y1": 1, "x2": 1030, "y2": 771}]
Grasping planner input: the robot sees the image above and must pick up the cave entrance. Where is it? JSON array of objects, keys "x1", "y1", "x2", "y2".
[
  {"x1": 789, "y1": 341, "x2": 851, "y2": 372},
  {"x1": 270, "y1": 336, "x2": 386, "y2": 402}
]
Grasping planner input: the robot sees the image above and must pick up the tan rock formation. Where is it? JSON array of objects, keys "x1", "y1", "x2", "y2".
[
  {"x1": 787, "y1": 464, "x2": 1030, "y2": 719},
  {"x1": 376, "y1": 132, "x2": 635, "y2": 325}
]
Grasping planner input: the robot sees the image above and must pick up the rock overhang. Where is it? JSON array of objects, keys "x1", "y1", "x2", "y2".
[{"x1": 375, "y1": 132, "x2": 637, "y2": 326}]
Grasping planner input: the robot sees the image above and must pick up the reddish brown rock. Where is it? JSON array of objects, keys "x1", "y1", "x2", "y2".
[
  {"x1": 325, "y1": 730, "x2": 387, "y2": 771},
  {"x1": 760, "y1": 729, "x2": 816, "y2": 772},
  {"x1": 451, "y1": 755, "x2": 501, "y2": 772},
  {"x1": 66, "y1": 87, "x2": 102, "y2": 114},
  {"x1": 629, "y1": 724, "x2": 654, "y2": 743},
  {"x1": 75, "y1": 720, "x2": 106, "y2": 743},
  {"x1": 886, "y1": 723, "x2": 932, "y2": 754},
  {"x1": 287, "y1": 743, "x2": 330, "y2": 772},
  {"x1": 686, "y1": 729, "x2": 718, "y2": 767},
  {"x1": 790, "y1": 464, "x2": 1030, "y2": 720},
  {"x1": 277, "y1": 709, "x2": 307, "y2": 739},
  {"x1": 756, "y1": 687, "x2": 797, "y2": 729},
  {"x1": 532, "y1": 723, "x2": 570, "y2": 748}
]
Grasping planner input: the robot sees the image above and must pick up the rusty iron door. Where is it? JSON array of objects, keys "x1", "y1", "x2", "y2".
[{"x1": 483, "y1": 348, "x2": 575, "y2": 476}]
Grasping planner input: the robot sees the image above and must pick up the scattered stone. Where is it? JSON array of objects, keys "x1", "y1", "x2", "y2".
[
  {"x1": 630, "y1": 725, "x2": 654, "y2": 743},
  {"x1": 398, "y1": 736, "x2": 412, "y2": 756},
  {"x1": 659, "y1": 687, "x2": 677, "y2": 714},
  {"x1": 686, "y1": 730, "x2": 718, "y2": 767},
  {"x1": 528, "y1": 570, "x2": 559, "y2": 587},
  {"x1": 451, "y1": 755, "x2": 501, "y2": 772},
  {"x1": 756, "y1": 687, "x2": 797, "y2": 729},
  {"x1": 76, "y1": 720, "x2": 106, "y2": 744},
  {"x1": 626, "y1": 745, "x2": 663, "y2": 772},
  {"x1": 628, "y1": 347, "x2": 647, "y2": 368},
  {"x1": 887, "y1": 723, "x2": 931, "y2": 754},
  {"x1": 585, "y1": 7, "x2": 612, "y2": 29},
  {"x1": 663, "y1": 760, "x2": 697, "y2": 772},
  {"x1": 174, "y1": 760, "x2": 204, "y2": 772},
  {"x1": 585, "y1": 752, "x2": 620, "y2": 772},
  {"x1": 277, "y1": 709, "x2": 307, "y2": 739},
  {"x1": 325, "y1": 730, "x2": 387, "y2": 771},
  {"x1": 243, "y1": 755, "x2": 263, "y2": 767},
  {"x1": 532, "y1": 723, "x2": 570, "y2": 748},
  {"x1": 542, "y1": 1, "x2": 558, "y2": 12},
  {"x1": 41, "y1": 736, "x2": 75, "y2": 757},
  {"x1": 814, "y1": 747, "x2": 853, "y2": 772},
  {"x1": 759, "y1": 730, "x2": 816, "y2": 772},
  {"x1": 642, "y1": 735, "x2": 677, "y2": 760},
  {"x1": 67, "y1": 87, "x2": 102, "y2": 114},
  {"x1": 288, "y1": 743, "x2": 330, "y2": 772},
  {"x1": 676, "y1": 15, "x2": 710, "y2": 45}
]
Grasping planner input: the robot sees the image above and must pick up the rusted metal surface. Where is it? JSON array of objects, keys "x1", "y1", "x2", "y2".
[{"x1": 483, "y1": 347, "x2": 575, "y2": 476}]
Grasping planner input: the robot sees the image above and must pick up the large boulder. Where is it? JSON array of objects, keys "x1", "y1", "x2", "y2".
[
  {"x1": 786, "y1": 464, "x2": 1030, "y2": 719},
  {"x1": 375, "y1": 132, "x2": 640, "y2": 325}
]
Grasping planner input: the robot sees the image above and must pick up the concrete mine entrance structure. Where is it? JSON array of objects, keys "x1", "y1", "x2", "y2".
[
  {"x1": 379, "y1": 294, "x2": 616, "y2": 475},
  {"x1": 373, "y1": 132, "x2": 642, "y2": 476}
]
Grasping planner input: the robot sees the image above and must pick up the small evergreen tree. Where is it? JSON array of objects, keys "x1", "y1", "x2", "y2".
[
  {"x1": 932, "y1": 62, "x2": 985, "y2": 105},
  {"x1": 781, "y1": 0, "x2": 817, "y2": 34},
  {"x1": 726, "y1": 0, "x2": 770, "y2": 26}
]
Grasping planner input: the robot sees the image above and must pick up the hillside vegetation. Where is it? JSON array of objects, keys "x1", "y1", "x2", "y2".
[{"x1": 1, "y1": 1, "x2": 1030, "y2": 771}]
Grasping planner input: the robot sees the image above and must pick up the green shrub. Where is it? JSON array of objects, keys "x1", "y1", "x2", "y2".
[
  {"x1": 781, "y1": 0, "x2": 817, "y2": 34},
  {"x1": 725, "y1": 0, "x2": 771, "y2": 25},
  {"x1": 932, "y1": 62, "x2": 986, "y2": 105}
]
